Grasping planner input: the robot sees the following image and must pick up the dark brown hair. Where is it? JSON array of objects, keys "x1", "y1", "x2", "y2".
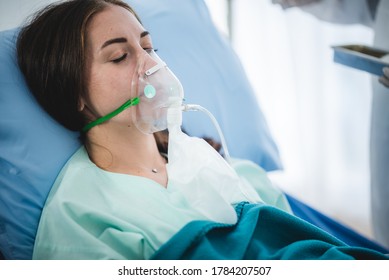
[{"x1": 17, "y1": 0, "x2": 141, "y2": 132}]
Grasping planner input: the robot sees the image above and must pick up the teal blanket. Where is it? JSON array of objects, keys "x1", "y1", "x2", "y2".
[{"x1": 151, "y1": 203, "x2": 388, "y2": 260}]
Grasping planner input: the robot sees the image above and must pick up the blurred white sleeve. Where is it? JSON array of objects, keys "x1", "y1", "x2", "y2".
[
  {"x1": 272, "y1": 0, "x2": 321, "y2": 9},
  {"x1": 379, "y1": 67, "x2": 389, "y2": 88},
  {"x1": 273, "y1": 0, "x2": 375, "y2": 27}
]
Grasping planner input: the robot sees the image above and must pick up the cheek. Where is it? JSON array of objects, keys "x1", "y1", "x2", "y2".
[{"x1": 87, "y1": 68, "x2": 134, "y2": 116}]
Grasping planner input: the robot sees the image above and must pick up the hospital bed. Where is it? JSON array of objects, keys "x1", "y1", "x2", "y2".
[{"x1": 0, "y1": 0, "x2": 387, "y2": 260}]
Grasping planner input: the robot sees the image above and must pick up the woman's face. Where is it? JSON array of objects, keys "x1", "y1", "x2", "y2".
[{"x1": 83, "y1": 4, "x2": 155, "y2": 129}]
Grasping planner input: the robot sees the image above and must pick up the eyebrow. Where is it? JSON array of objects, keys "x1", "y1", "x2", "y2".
[
  {"x1": 101, "y1": 37, "x2": 127, "y2": 49},
  {"x1": 101, "y1": 31, "x2": 150, "y2": 50}
]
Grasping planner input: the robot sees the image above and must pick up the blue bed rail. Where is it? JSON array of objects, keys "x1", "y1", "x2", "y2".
[{"x1": 285, "y1": 194, "x2": 389, "y2": 254}]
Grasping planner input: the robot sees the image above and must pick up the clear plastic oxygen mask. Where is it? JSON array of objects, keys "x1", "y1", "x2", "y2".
[
  {"x1": 82, "y1": 50, "x2": 262, "y2": 224},
  {"x1": 132, "y1": 50, "x2": 184, "y2": 134}
]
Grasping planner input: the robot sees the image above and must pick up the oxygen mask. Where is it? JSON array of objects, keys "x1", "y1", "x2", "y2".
[{"x1": 132, "y1": 49, "x2": 184, "y2": 134}]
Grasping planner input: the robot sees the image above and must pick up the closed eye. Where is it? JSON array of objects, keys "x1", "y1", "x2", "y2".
[{"x1": 111, "y1": 53, "x2": 127, "y2": 63}]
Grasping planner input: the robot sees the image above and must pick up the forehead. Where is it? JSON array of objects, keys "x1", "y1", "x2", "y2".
[{"x1": 86, "y1": 4, "x2": 143, "y2": 47}]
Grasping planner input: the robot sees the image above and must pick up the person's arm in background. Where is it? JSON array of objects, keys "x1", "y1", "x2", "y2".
[
  {"x1": 271, "y1": 0, "x2": 321, "y2": 9},
  {"x1": 272, "y1": 0, "x2": 374, "y2": 26},
  {"x1": 272, "y1": 0, "x2": 389, "y2": 88}
]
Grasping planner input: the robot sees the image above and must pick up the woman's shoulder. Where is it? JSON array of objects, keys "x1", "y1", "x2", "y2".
[
  {"x1": 43, "y1": 146, "x2": 101, "y2": 204},
  {"x1": 53, "y1": 146, "x2": 97, "y2": 187}
]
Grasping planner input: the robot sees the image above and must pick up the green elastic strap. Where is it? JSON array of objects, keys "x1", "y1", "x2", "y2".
[{"x1": 82, "y1": 97, "x2": 140, "y2": 133}]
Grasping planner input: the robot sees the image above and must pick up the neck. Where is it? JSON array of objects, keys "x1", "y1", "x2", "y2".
[{"x1": 85, "y1": 123, "x2": 167, "y2": 181}]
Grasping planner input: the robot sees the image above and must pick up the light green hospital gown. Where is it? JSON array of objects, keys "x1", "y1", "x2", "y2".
[{"x1": 33, "y1": 146, "x2": 291, "y2": 260}]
